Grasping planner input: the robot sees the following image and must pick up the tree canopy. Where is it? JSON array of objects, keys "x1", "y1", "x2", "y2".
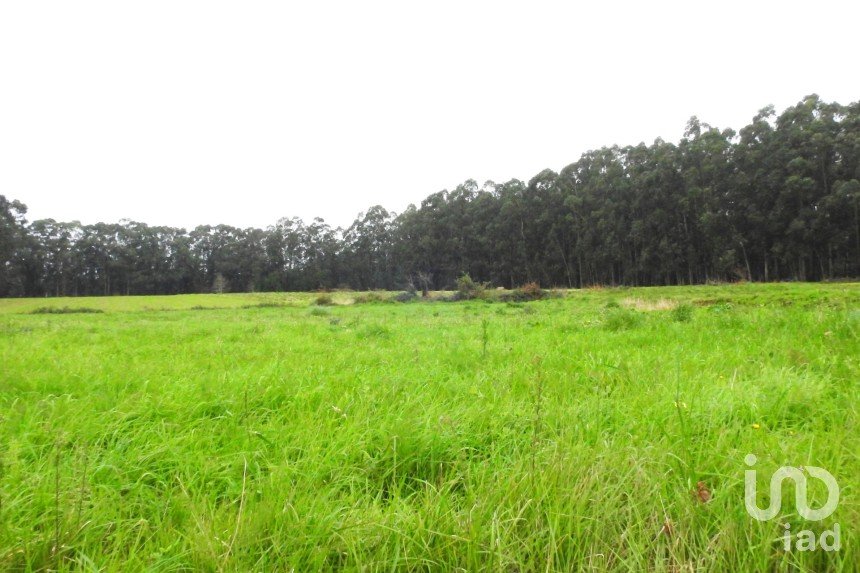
[{"x1": 1, "y1": 95, "x2": 858, "y2": 297}]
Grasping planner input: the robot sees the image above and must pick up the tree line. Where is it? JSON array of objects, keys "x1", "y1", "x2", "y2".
[{"x1": 1, "y1": 95, "x2": 858, "y2": 298}]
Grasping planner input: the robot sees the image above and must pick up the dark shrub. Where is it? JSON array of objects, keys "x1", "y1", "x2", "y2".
[
  {"x1": 315, "y1": 294, "x2": 334, "y2": 306},
  {"x1": 671, "y1": 303, "x2": 694, "y2": 322},
  {"x1": 455, "y1": 274, "x2": 487, "y2": 300},
  {"x1": 29, "y1": 306, "x2": 104, "y2": 315},
  {"x1": 500, "y1": 282, "x2": 546, "y2": 302},
  {"x1": 392, "y1": 291, "x2": 417, "y2": 303},
  {"x1": 520, "y1": 282, "x2": 544, "y2": 300}
]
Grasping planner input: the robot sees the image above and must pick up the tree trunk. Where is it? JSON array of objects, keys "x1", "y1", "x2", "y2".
[{"x1": 740, "y1": 241, "x2": 752, "y2": 281}]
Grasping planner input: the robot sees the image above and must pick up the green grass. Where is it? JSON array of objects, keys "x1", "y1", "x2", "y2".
[{"x1": 0, "y1": 283, "x2": 858, "y2": 571}]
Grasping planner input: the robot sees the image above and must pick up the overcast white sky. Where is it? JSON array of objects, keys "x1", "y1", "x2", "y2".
[{"x1": 1, "y1": 1, "x2": 857, "y2": 230}]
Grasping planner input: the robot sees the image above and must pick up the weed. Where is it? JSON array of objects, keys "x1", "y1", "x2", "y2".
[{"x1": 481, "y1": 317, "x2": 489, "y2": 358}]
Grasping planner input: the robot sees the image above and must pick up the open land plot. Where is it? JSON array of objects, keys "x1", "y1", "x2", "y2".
[{"x1": 0, "y1": 283, "x2": 858, "y2": 571}]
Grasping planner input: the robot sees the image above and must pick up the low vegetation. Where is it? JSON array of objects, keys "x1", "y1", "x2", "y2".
[
  {"x1": 314, "y1": 293, "x2": 334, "y2": 306},
  {"x1": 0, "y1": 283, "x2": 857, "y2": 570},
  {"x1": 28, "y1": 306, "x2": 104, "y2": 315}
]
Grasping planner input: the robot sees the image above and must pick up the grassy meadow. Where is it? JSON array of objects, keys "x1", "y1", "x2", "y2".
[{"x1": 0, "y1": 283, "x2": 858, "y2": 571}]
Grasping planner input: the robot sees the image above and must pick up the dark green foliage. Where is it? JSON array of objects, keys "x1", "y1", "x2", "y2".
[
  {"x1": 453, "y1": 274, "x2": 487, "y2": 300},
  {"x1": 314, "y1": 294, "x2": 333, "y2": 306},
  {"x1": 28, "y1": 306, "x2": 104, "y2": 314},
  {"x1": 671, "y1": 303, "x2": 694, "y2": 322},
  {"x1": 391, "y1": 291, "x2": 417, "y2": 303},
  {"x1": 1, "y1": 95, "x2": 859, "y2": 298}
]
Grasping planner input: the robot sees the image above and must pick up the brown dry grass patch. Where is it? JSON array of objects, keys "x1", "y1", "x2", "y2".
[{"x1": 621, "y1": 297, "x2": 678, "y2": 311}]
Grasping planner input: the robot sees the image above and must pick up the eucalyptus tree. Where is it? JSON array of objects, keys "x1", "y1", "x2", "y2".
[
  {"x1": 0, "y1": 195, "x2": 29, "y2": 296},
  {"x1": 3, "y1": 95, "x2": 859, "y2": 296}
]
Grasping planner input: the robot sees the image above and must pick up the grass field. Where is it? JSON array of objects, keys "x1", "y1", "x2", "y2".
[{"x1": 1, "y1": 283, "x2": 858, "y2": 571}]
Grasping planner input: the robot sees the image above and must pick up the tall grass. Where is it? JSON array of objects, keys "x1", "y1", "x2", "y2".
[{"x1": 0, "y1": 283, "x2": 857, "y2": 571}]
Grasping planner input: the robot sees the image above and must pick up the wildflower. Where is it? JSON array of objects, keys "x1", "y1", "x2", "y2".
[{"x1": 752, "y1": 423, "x2": 761, "y2": 429}]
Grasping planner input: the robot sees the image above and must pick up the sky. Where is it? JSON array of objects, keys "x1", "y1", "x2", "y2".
[{"x1": 1, "y1": 1, "x2": 858, "y2": 230}]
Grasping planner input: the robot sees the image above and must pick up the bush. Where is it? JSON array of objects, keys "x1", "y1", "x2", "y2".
[
  {"x1": 314, "y1": 294, "x2": 334, "y2": 306},
  {"x1": 455, "y1": 274, "x2": 487, "y2": 300},
  {"x1": 672, "y1": 303, "x2": 694, "y2": 322},
  {"x1": 391, "y1": 291, "x2": 417, "y2": 303},
  {"x1": 498, "y1": 291, "x2": 523, "y2": 303},
  {"x1": 29, "y1": 306, "x2": 104, "y2": 315},
  {"x1": 520, "y1": 282, "x2": 544, "y2": 300},
  {"x1": 500, "y1": 282, "x2": 546, "y2": 302}
]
